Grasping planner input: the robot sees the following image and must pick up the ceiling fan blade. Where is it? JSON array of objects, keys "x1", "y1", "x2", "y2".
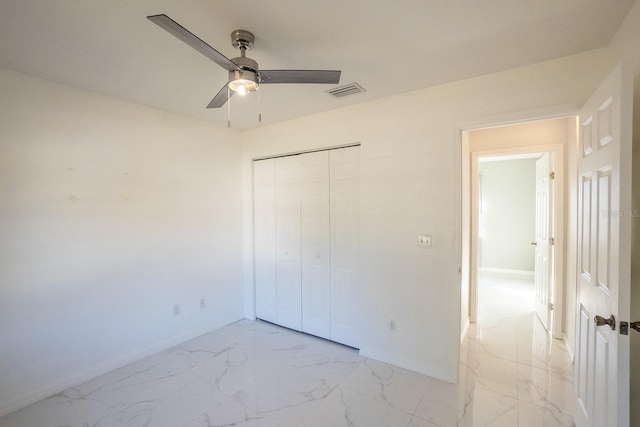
[
  {"x1": 207, "y1": 84, "x2": 233, "y2": 108},
  {"x1": 260, "y1": 70, "x2": 341, "y2": 85},
  {"x1": 147, "y1": 14, "x2": 238, "y2": 71}
]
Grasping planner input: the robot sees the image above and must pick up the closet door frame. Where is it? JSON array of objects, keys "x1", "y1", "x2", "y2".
[
  {"x1": 252, "y1": 144, "x2": 360, "y2": 345},
  {"x1": 253, "y1": 159, "x2": 277, "y2": 323}
]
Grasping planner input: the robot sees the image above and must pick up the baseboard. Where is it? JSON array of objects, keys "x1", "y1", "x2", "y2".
[
  {"x1": 460, "y1": 318, "x2": 470, "y2": 343},
  {"x1": 0, "y1": 317, "x2": 244, "y2": 418},
  {"x1": 478, "y1": 267, "x2": 534, "y2": 279},
  {"x1": 358, "y1": 347, "x2": 455, "y2": 384},
  {"x1": 563, "y1": 332, "x2": 575, "y2": 363}
]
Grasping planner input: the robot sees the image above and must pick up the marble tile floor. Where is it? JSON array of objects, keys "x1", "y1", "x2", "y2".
[{"x1": 0, "y1": 274, "x2": 574, "y2": 427}]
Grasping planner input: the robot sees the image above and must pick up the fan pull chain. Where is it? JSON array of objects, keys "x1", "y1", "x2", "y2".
[
  {"x1": 258, "y1": 87, "x2": 262, "y2": 123},
  {"x1": 226, "y1": 86, "x2": 231, "y2": 128}
]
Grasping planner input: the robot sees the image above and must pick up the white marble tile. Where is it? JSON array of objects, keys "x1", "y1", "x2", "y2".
[
  {"x1": 471, "y1": 327, "x2": 519, "y2": 362},
  {"x1": 516, "y1": 323, "x2": 573, "y2": 377},
  {"x1": 415, "y1": 382, "x2": 518, "y2": 427},
  {"x1": 461, "y1": 387, "x2": 519, "y2": 427},
  {"x1": 0, "y1": 395, "x2": 120, "y2": 427},
  {"x1": 301, "y1": 385, "x2": 413, "y2": 427},
  {"x1": 408, "y1": 415, "x2": 440, "y2": 427},
  {"x1": 412, "y1": 379, "x2": 469, "y2": 427},
  {"x1": 466, "y1": 351, "x2": 519, "y2": 399},
  {"x1": 518, "y1": 401, "x2": 574, "y2": 427},
  {"x1": 517, "y1": 363, "x2": 574, "y2": 416},
  {"x1": 339, "y1": 358, "x2": 430, "y2": 414},
  {"x1": 0, "y1": 274, "x2": 577, "y2": 427}
]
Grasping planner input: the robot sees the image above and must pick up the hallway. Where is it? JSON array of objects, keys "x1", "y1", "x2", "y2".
[{"x1": 452, "y1": 272, "x2": 574, "y2": 425}]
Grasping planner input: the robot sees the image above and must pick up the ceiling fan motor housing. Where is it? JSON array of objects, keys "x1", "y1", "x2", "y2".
[{"x1": 229, "y1": 55, "x2": 260, "y2": 89}]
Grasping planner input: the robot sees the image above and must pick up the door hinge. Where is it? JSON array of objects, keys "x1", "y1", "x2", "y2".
[
  {"x1": 549, "y1": 171, "x2": 555, "y2": 180},
  {"x1": 549, "y1": 303, "x2": 554, "y2": 311},
  {"x1": 549, "y1": 237, "x2": 555, "y2": 246}
]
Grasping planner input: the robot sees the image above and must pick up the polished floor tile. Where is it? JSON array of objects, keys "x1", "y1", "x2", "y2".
[{"x1": 0, "y1": 274, "x2": 574, "y2": 426}]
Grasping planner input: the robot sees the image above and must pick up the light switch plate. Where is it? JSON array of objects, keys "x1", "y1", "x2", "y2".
[{"x1": 418, "y1": 235, "x2": 431, "y2": 248}]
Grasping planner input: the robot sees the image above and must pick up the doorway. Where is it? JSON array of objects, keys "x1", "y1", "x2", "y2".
[
  {"x1": 461, "y1": 116, "x2": 574, "y2": 345},
  {"x1": 476, "y1": 151, "x2": 564, "y2": 335}
]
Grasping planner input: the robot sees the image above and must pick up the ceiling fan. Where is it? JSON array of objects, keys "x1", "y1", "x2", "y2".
[{"x1": 147, "y1": 14, "x2": 342, "y2": 109}]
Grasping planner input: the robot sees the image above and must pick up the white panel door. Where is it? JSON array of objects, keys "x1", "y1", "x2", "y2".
[
  {"x1": 534, "y1": 153, "x2": 552, "y2": 332},
  {"x1": 301, "y1": 151, "x2": 331, "y2": 339},
  {"x1": 253, "y1": 159, "x2": 277, "y2": 323},
  {"x1": 275, "y1": 155, "x2": 302, "y2": 331},
  {"x1": 330, "y1": 146, "x2": 360, "y2": 347},
  {"x1": 574, "y1": 64, "x2": 632, "y2": 427}
]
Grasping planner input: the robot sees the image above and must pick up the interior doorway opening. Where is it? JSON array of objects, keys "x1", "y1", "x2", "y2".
[
  {"x1": 460, "y1": 116, "x2": 577, "y2": 350},
  {"x1": 476, "y1": 152, "x2": 554, "y2": 338},
  {"x1": 477, "y1": 153, "x2": 540, "y2": 330}
]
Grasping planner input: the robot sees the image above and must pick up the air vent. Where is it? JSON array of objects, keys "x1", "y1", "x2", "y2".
[{"x1": 327, "y1": 83, "x2": 366, "y2": 98}]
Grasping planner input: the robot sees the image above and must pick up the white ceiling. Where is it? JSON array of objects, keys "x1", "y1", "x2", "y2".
[{"x1": 0, "y1": 0, "x2": 634, "y2": 130}]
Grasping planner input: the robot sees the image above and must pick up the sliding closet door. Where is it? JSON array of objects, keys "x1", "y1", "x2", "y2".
[
  {"x1": 253, "y1": 159, "x2": 277, "y2": 323},
  {"x1": 275, "y1": 156, "x2": 302, "y2": 331},
  {"x1": 301, "y1": 151, "x2": 331, "y2": 339},
  {"x1": 330, "y1": 146, "x2": 360, "y2": 347}
]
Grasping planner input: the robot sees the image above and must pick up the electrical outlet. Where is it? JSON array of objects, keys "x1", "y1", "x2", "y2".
[
  {"x1": 173, "y1": 304, "x2": 181, "y2": 316},
  {"x1": 200, "y1": 298, "x2": 206, "y2": 309}
]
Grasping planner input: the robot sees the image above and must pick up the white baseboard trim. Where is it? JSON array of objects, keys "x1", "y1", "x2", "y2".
[
  {"x1": 0, "y1": 317, "x2": 244, "y2": 418},
  {"x1": 478, "y1": 268, "x2": 534, "y2": 279},
  {"x1": 563, "y1": 332, "x2": 575, "y2": 363},
  {"x1": 460, "y1": 318, "x2": 470, "y2": 344},
  {"x1": 358, "y1": 347, "x2": 455, "y2": 384}
]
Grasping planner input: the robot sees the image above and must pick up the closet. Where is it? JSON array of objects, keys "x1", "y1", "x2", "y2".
[{"x1": 253, "y1": 146, "x2": 359, "y2": 348}]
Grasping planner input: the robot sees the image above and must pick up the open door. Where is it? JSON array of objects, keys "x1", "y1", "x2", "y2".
[
  {"x1": 574, "y1": 63, "x2": 633, "y2": 427},
  {"x1": 534, "y1": 152, "x2": 552, "y2": 332}
]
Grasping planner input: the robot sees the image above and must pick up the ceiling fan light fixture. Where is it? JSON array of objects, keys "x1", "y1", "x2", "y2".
[
  {"x1": 148, "y1": 15, "x2": 341, "y2": 110},
  {"x1": 228, "y1": 69, "x2": 259, "y2": 95}
]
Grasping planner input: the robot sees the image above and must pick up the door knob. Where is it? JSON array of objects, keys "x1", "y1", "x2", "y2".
[
  {"x1": 621, "y1": 321, "x2": 640, "y2": 335},
  {"x1": 530, "y1": 241, "x2": 537, "y2": 246},
  {"x1": 594, "y1": 314, "x2": 616, "y2": 330}
]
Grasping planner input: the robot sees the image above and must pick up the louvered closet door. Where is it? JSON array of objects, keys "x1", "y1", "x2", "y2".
[
  {"x1": 330, "y1": 146, "x2": 360, "y2": 347},
  {"x1": 253, "y1": 159, "x2": 277, "y2": 323},
  {"x1": 275, "y1": 155, "x2": 302, "y2": 331},
  {"x1": 301, "y1": 151, "x2": 331, "y2": 339}
]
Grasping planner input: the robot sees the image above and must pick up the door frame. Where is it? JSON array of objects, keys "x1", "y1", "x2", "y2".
[
  {"x1": 469, "y1": 143, "x2": 565, "y2": 338},
  {"x1": 458, "y1": 109, "x2": 578, "y2": 343}
]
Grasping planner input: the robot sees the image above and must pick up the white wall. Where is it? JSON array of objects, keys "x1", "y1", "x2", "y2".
[
  {"x1": 479, "y1": 158, "x2": 536, "y2": 272},
  {"x1": 242, "y1": 48, "x2": 616, "y2": 383},
  {"x1": 0, "y1": 68, "x2": 244, "y2": 416}
]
